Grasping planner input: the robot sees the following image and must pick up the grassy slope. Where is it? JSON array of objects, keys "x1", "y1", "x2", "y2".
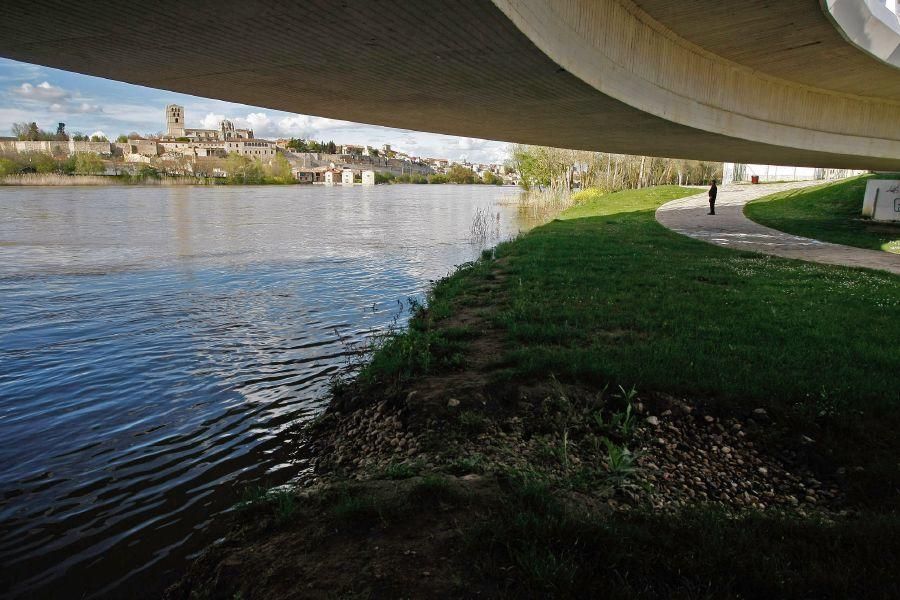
[
  {"x1": 358, "y1": 183, "x2": 898, "y2": 497},
  {"x1": 178, "y1": 186, "x2": 900, "y2": 599},
  {"x1": 745, "y1": 174, "x2": 900, "y2": 253},
  {"x1": 369, "y1": 184, "x2": 899, "y2": 502},
  {"x1": 352, "y1": 184, "x2": 900, "y2": 596}
]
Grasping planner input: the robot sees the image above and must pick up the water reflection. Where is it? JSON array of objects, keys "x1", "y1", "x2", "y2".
[{"x1": 0, "y1": 184, "x2": 532, "y2": 598}]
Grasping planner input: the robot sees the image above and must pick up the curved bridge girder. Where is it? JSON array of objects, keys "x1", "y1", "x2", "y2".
[{"x1": 0, "y1": 0, "x2": 897, "y2": 169}]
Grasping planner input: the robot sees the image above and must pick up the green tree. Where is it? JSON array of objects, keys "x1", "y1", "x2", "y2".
[
  {"x1": 73, "y1": 152, "x2": 104, "y2": 174},
  {"x1": 427, "y1": 173, "x2": 448, "y2": 184},
  {"x1": 28, "y1": 152, "x2": 58, "y2": 173},
  {"x1": 116, "y1": 134, "x2": 129, "y2": 143},
  {"x1": 225, "y1": 153, "x2": 265, "y2": 184},
  {"x1": 60, "y1": 155, "x2": 76, "y2": 174},
  {"x1": 286, "y1": 138, "x2": 308, "y2": 152},
  {"x1": 265, "y1": 154, "x2": 294, "y2": 183},
  {"x1": 137, "y1": 165, "x2": 160, "y2": 179},
  {"x1": 0, "y1": 157, "x2": 21, "y2": 176},
  {"x1": 447, "y1": 164, "x2": 476, "y2": 184},
  {"x1": 481, "y1": 171, "x2": 502, "y2": 185},
  {"x1": 26, "y1": 122, "x2": 41, "y2": 141}
]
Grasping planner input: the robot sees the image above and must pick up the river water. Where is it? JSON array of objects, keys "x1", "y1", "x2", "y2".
[{"x1": 0, "y1": 184, "x2": 530, "y2": 598}]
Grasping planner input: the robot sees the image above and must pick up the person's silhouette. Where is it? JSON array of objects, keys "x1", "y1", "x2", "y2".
[{"x1": 708, "y1": 180, "x2": 717, "y2": 215}]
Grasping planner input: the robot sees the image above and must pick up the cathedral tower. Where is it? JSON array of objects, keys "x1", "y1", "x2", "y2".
[{"x1": 166, "y1": 104, "x2": 185, "y2": 137}]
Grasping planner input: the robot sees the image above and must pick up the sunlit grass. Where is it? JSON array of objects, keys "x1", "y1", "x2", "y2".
[{"x1": 745, "y1": 174, "x2": 900, "y2": 253}]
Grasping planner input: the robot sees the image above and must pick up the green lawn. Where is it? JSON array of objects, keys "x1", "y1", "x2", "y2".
[
  {"x1": 373, "y1": 185, "x2": 899, "y2": 505},
  {"x1": 494, "y1": 186, "x2": 899, "y2": 411},
  {"x1": 745, "y1": 174, "x2": 900, "y2": 253}
]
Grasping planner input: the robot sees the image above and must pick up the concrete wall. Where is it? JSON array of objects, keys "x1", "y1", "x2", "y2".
[{"x1": 862, "y1": 180, "x2": 900, "y2": 221}]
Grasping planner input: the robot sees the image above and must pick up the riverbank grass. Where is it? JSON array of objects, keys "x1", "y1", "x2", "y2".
[
  {"x1": 744, "y1": 174, "x2": 900, "y2": 253},
  {"x1": 363, "y1": 184, "x2": 899, "y2": 506},
  {"x1": 172, "y1": 184, "x2": 900, "y2": 599},
  {"x1": 382, "y1": 183, "x2": 899, "y2": 587}
]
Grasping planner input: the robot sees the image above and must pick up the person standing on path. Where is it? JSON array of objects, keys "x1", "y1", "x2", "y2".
[{"x1": 708, "y1": 180, "x2": 717, "y2": 215}]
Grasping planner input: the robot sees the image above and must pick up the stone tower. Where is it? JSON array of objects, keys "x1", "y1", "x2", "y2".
[
  {"x1": 166, "y1": 104, "x2": 185, "y2": 137},
  {"x1": 220, "y1": 119, "x2": 235, "y2": 140}
]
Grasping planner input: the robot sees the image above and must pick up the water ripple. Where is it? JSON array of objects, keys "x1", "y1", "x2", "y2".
[{"x1": 0, "y1": 184, "x2": 530, "y2": 598}]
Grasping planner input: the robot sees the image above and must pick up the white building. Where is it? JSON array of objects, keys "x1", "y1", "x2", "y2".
[{"x1": 324, "y1": 170, "x2": 339, "y2": 185}]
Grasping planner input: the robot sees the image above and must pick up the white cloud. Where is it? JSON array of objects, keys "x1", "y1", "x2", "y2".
[
  {"x1": 192, "y1": 110, "x2": 353, "y2": 139},
  {"x1": 11, "y1": 80, "x2": 102, "y2": 114},
  {"x1": 199, "y1": 112, "x2": 225, "y2": 129},
  {"x1": 73, "y1": 101, "x2": 101, "y2": 113},
  {"x1": 14, "y1": 81, "x2": 68, "y2": 102}
]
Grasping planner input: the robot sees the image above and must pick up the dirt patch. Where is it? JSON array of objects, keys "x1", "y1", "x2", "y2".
[{"x1": 166, "y1": 477, "x2": 501, "y2": 600}]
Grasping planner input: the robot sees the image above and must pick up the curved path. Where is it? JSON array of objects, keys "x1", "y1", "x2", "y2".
[{"x1": 656, "y1": 181, "x2": 900, "y2": 276}]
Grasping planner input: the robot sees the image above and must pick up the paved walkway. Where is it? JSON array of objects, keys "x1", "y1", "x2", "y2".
[{"x1": 655, "y1": 181, "x2": 900, "y2": 275}]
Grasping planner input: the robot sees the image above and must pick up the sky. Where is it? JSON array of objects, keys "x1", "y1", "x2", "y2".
[{"x1": 0, "y1": 58, "x2": 510, "y2": 164}]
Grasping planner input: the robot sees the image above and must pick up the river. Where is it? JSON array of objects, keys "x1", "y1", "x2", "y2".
[{"x1": 0, "y1": 184, "x2": 531, "y2": 598}]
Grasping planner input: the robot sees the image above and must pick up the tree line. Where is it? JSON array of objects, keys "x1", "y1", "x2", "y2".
[
  {"x1": 510, "y1": 144, "x2": 721, "y2": 192},
  {"x1": 379, "y1": 164, "x2": 502, "y2": 185},
  {"x1": 11, "y1": 122, "x2": 108, "y2": 142},
  {"x1": 285, "y1": 138, "x2": 340, "y2": 154},
  {"x1": 0, "y1": 151, "x2": 104, "y2": 176}
]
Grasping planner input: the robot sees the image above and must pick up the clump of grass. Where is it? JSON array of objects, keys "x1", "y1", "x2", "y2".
[
  {"x1": 271, "y1": 490, "x2": 298, "y2": 524},
  {"x1": 602, "y1": 437, "x2": 641, "y2": 487},
  {"x1": 445, "y1": 453, "x2": 486, "y2": 475},
  {"x1": 409, "y1": 474, "x2": 466, "y2": 505},
  {"x1": 591, "y1": 386, "x2": 638, "y2": 439},
  {"x1": 235, "y1": 484, "x2": 270, "y2": 510},
  {"x1": 457, "y1": 410, "x2": 491, "y2": 434},
  {"x1": 535, "y1": 432, "x2": 572, "y2": 471},
  {"x1": 567, "y1": 466, "x2": 613, "y2": 494},
  {"x1": 330, "y1": 490, "x2": 384, "y2": 527},
  {"x1": 234, "y1": 484, "x2": 298, "y2": 525},
  {"x1": 381, "y1": 461, "x2": 420, "y2": 480}
]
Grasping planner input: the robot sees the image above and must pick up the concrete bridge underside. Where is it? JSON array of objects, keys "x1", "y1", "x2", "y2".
[{"x1": 1, "y1": 0, "x2": 898, "y2": 170}]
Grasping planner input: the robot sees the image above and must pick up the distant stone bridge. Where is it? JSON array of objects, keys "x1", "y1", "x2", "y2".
[{"x1": 1, "y1": 0, "x2": 899, "y2": 170}]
